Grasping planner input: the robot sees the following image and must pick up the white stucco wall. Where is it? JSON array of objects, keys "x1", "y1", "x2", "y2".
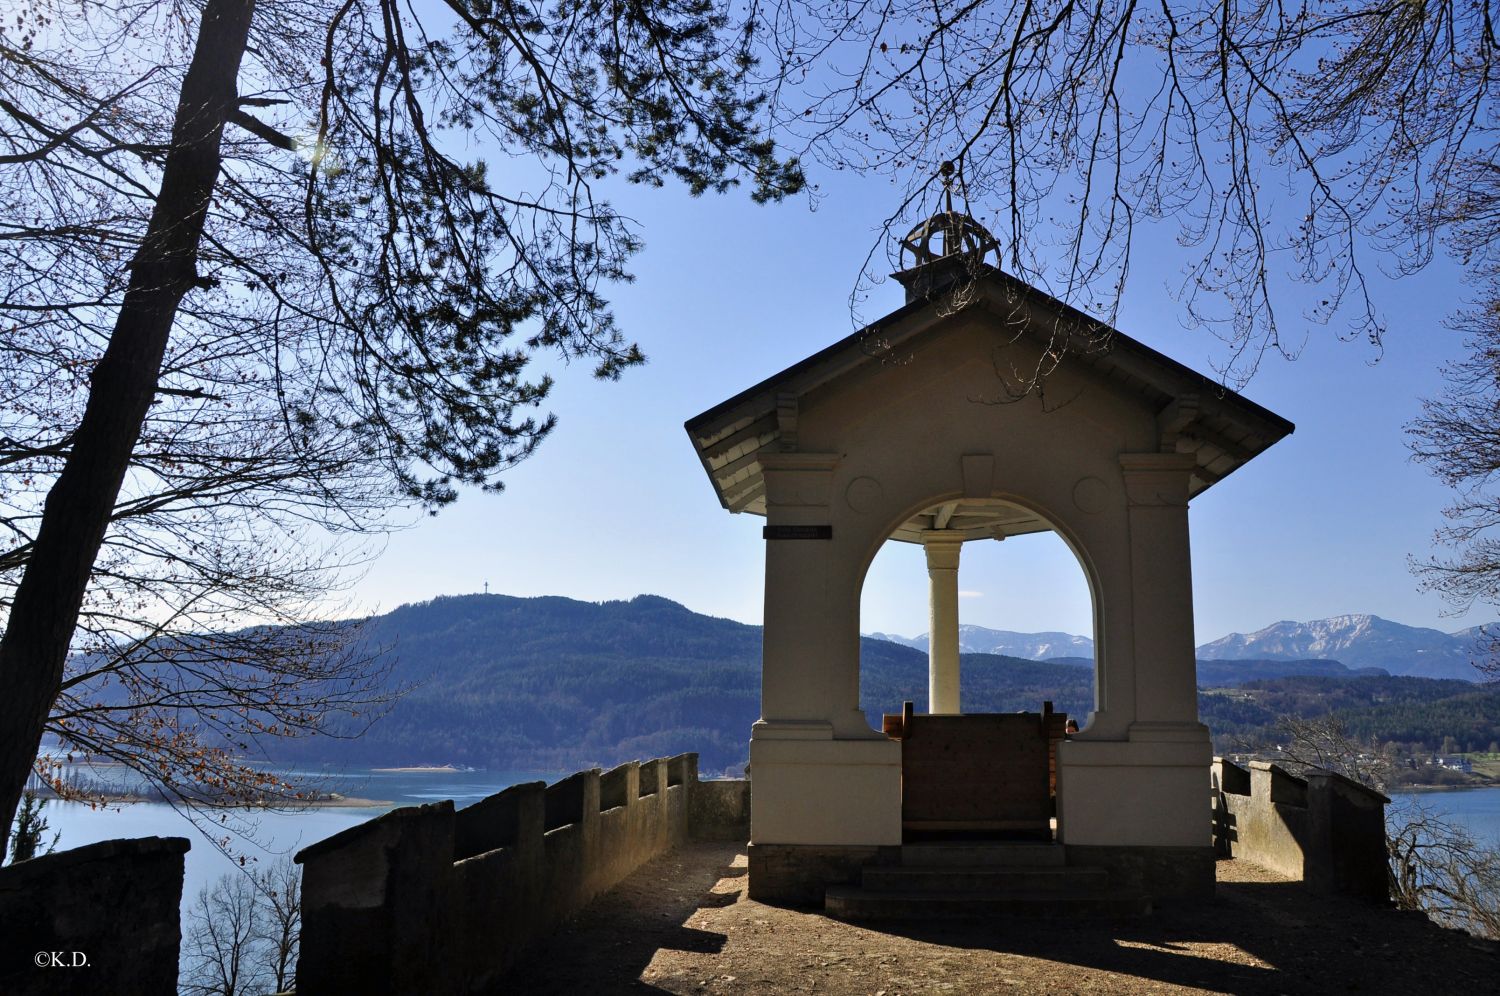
[{"x1": 751, "y1": 303, "x2": 1211, "y2": 849}]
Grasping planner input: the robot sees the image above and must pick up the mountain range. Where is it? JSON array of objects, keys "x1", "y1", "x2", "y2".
[
  {"x1": 1195, "y1": 614, "x2": 1488, "y2": 680},
  {"x1": 865, "y1": 626, "x2": 1093, "y2": 660},
  {"x1": 870, "y1": 613, "x2": 1492, "y2": 682},
  {"x1": 227, "y1": 594, "x2": 1499, "y2": 772}
]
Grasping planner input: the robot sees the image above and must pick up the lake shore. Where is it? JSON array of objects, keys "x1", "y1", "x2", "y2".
[
  {"x1": 33, "y1": 786, "x2": 391, "y2": 809},
  {"x1": 369, "y1": 765, "x2": 464, "y2": 773}
]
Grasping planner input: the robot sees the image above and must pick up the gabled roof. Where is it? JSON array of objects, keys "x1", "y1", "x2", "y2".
[{"x1": 684, "y1": 265, "x2": 1294, "y2": 525}]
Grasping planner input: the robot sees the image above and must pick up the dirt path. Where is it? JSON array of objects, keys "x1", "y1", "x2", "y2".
[{"x1": 499, "y1": 842, "x2": 1498, "y2": 995}]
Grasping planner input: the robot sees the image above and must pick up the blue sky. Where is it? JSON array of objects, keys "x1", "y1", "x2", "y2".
[{"x1": 347, "y1": 165, "x2": 1485, "y2": 645}]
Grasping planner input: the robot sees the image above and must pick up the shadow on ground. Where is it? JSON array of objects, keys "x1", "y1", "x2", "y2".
[
  {"x1": 497, "y1": 843, "x2": 741, "y2": 994},
  {"x1": 495, "y1": 841, "x2": 1498, "y2": 995}
]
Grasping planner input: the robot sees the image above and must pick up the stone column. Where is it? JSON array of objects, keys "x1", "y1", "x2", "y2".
[{"x1": 922, "y1": 531, "x2": 964, "y2": 715}]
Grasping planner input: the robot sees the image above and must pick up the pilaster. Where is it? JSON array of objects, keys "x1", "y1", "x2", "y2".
[
  {"x1": 758, "y1": 453, "x2": 841, "y2": 727},
  {"x1": 1119, "y1": 453, "x2": 1202, "y2": 730}
]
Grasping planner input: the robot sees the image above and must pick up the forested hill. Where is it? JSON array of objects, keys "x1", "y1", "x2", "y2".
[
  {"x1": 332, "y1": 594, "x2": 767, "y2": 771},
  {"x1": 263, "y1": 594, "x2": 1500, "y2": 773},
  {"x1": 1201, "y1": 675, "x2": 1500, "y2": 755},
  {"x1": 276, "y1": 593, "x2": 1086, "y2": 772}
]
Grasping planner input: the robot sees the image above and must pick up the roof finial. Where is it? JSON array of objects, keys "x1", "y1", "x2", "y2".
[
  {"x1": 893, "y1": 162, "x2": 1000, "y2": 301},
  {"x1": 940, "y1": 160, "x2": 957, "y2": 217}
]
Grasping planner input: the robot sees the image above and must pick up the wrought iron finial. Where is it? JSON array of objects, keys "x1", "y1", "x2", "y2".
[{"x1": 898, "y1": 161, "x2": 999, "y2": 272}]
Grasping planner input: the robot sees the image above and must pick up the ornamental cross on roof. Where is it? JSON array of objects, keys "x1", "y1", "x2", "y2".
[{"x1": 897, "y1": 161, "x2": 1000, "y2": 270}]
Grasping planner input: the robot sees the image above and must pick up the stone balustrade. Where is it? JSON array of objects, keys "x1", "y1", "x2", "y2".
[
  {"x1": 295, "y1": 752, "x2": 749, "y2": 994},
  {"x1": 1211, "y1": 756, "x2": 1389, "y2": 901}
]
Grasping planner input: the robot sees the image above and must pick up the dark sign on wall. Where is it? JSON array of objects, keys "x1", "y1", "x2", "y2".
[{"x1": 762, "y1": 525, "x2": 833, "y2": 540}]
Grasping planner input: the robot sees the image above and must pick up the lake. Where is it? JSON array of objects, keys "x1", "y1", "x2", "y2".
[
  {"x1": 38, "y1": 767, "x2": 564, "y2": 910},
  {"x1": 1390, "y1": 785, "x2": 1500, "y2": 845}
]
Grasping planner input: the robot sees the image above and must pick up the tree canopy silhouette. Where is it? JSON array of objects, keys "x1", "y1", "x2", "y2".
[
  {"x1": 759, "y1": 0, "x2": 1495, "y2": 380},
  {"x1": 0, "y1": 0, "x2": 801, "y2": 850}
]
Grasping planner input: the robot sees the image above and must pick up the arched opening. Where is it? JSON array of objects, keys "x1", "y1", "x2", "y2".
[
  {"x1": 856, "y1": 497, "x2": 1101, "y2": 723},
  {"x1": 855, "y1": 496, "x2": 1102, "y2": 842}
]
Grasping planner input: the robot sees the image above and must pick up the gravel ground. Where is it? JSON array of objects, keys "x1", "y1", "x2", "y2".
[{"x1": 499, "y1": 841, "x2": 1499, "y2": 995}]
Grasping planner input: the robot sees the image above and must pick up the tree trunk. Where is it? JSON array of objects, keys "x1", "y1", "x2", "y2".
[{"x1": 0, "y1": 0, "x2": 256, "y2": 855}]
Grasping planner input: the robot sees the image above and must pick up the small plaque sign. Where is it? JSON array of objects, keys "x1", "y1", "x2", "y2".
[{"x1": 763, "y1": 524, "x2": 833, "y2": 540}]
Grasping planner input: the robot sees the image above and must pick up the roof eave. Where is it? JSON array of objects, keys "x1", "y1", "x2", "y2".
[{"x1": 684, "y1": 267, "x2": 1294, "y2": 512}]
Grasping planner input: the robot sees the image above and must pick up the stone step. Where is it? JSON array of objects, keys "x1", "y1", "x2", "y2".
[
  {"x1": 861, "y1": 864, "x2": 1109, "y2": 894},
  {"x1": 824, "y1": 885, "x2": 1152, "y2": 920},
  {"x1": 899, "y1": 843, "x2": 1066, "y2": 867}
]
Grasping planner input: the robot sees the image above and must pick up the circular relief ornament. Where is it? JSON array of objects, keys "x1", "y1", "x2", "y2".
[
  {"x1": 1072, "y1": 476, "x2": 1109, "y2": 514},
  {"x1": 845, "y1": 476, "x2": 884, "y2": 513}
]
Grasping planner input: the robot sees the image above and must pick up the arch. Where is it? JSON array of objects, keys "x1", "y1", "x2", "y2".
[
  {"x1": 853, "y1": 491, "x2": 1105, "y2": 610},
  {"x1": 851, "y1": 490, "x2": 1110, "y2": 726}
]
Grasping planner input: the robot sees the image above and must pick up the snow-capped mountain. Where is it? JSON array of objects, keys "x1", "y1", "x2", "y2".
[
  {"x1": 864, "y1": 625, "x2": 1095, "y2": 660},
  {"x1": 1448, "y1": 624, "x2": 1495, "y2": 644},
  {"x1": 1195, "y1": 614, "x2": 1489, "y2": 681},
  {"x1": 867, "y1": 613, "x2": 1494, "y2": 681}
]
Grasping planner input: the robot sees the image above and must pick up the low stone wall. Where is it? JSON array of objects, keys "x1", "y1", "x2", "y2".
[
  {"x1": 0, "y1": 835, "x2": 190, "y2": 996},
  {"x1": 296, "y1": 753, "x2": 747, "y2": 994},
  {"x1": 689, "y1": 777, "x2": 751, "y2": 841},
  {"x1": 1212, "y1": 757, "x2": 1389, "y2": 901}
]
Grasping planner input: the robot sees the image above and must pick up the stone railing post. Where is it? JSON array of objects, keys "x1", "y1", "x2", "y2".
[
  {"x1": 0, "y1": 836, "x2": 189, "y2": 996},
  {"x1": 1305, "y1": 771, "x2": 1390, "y2": 901},
  {"x1": 297, "y1": 801, "x2": 455, "y2": 995}
]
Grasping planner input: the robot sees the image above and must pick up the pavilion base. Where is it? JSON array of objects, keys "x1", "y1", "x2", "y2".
[
  {"x1": 747, "y1": 843, "x2": 898, "y2": 906},
  {"x1": 747, "y1": 841, "x2": 1214, "y2": 906},
  {"x1": 1063, "y1": 844, "x2": 1216, "y2": 901}
]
